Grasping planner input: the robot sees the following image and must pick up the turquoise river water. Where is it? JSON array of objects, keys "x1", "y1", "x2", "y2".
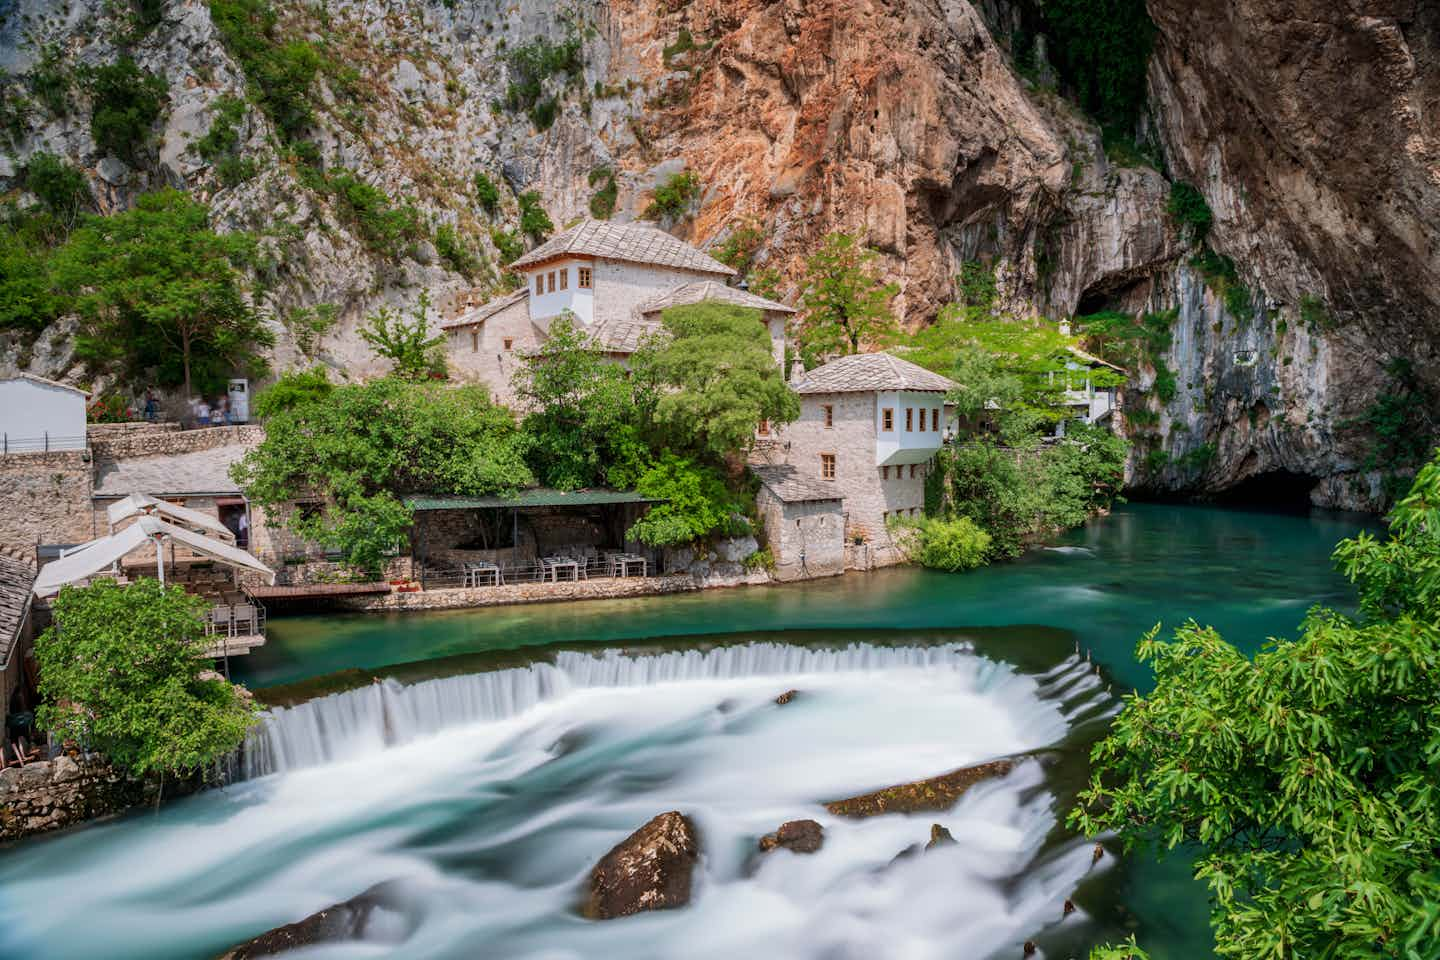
[{"x1": 0, "y1": 503, "x2": 1373, "y2": 959}]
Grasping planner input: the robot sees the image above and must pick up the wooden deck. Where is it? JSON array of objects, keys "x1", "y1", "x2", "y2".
[
  {"x1": 245, "y1": 582, "x2": 392, "y2": 599},
  {"x1": 203, "y1": 632, "x2": 266, "y2": 658}
]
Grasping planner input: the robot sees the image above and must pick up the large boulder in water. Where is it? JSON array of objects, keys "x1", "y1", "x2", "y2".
[
  {"x1": 759, "y1": 819, "x2": 824, "y2": 854},
  {"x1": 583, "y1": 811, "x2": 700, "y2": 920},
  {"x1": 824, "y1": 759, "x2": 1016, "y2": 818},
  {"x1": 215, "y1": 883, "x2": 407, "y2": 958}
]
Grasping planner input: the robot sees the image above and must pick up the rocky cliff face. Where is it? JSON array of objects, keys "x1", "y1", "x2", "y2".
[{"x1": 2, "y1": 0, "x2": 1435, "y2": 508}]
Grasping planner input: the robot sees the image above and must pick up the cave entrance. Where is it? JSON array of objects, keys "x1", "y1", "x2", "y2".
[{"x1": 1212, "y1": 470, "x2": 1320, "y2": 513}]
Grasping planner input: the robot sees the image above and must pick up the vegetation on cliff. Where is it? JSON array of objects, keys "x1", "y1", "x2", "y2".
[
  {"x1": 35, "y1": 578, "x2": 258, "y2": 778},
  {"x1": 1073, "y1": 451, "x2": 1440, "y2": 957},
  {"x1": 793, "y1": 233, "x2": 901, "y2": 366}
]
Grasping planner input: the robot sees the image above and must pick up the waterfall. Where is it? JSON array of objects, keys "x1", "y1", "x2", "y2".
[{"x1": 241, "y1": 641, "x2": 1081, "y2": 780}]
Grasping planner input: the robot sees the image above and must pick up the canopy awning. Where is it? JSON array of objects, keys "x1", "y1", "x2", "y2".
[
  {"x1": 33, "y1": 517, "x2": 274, "y2": 598},
  {"x1": 106, "y1": 493, "x2": 236, "y2": 541}
]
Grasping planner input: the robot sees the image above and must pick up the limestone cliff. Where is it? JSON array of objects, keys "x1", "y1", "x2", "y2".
[{"x1": 2, "y1": 0, "x2": 1436, "y2": 508}]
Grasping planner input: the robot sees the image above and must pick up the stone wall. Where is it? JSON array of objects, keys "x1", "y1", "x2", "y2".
[
  {"x1": 756, "y1": 490, "x2": 846, "y2": 582},
  {"x1": 444, "y1": 295, "x2": 534, "y2": 406},
  {"x1": 0, "y1": 754, "x2": 200, "y2": 842},
  {"x1": 0, "y1": 449, "x2": 95, "y2": 553},
  {"x1": 334, "y1": 573, "x2": 705, "y2": 612},
  {"x1": 89, "y1": 423, "x2": 263, "y2": 461}
]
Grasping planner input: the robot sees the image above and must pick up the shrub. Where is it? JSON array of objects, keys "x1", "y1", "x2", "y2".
[
  {"x1": 1192, "y1": 246, "x2": 1252, "y2": 319},
  {"x1": 87, "y1": 56, "x2": 168, "y2": 161},
  {"x1": 435, "y1": 224, "x2": 484, "y2": 279},
  {"x1": 958, "y1": 260, "x2": 998, "y2": 314},
  {"x1": 517, "y1": 190, "x2": 553, "y2": 239},
  {"x1": 1152, "y1": 358, "x2": 1177, "y2": 403},
  {"x1": 588, "y1": 166, "x2": 618, "y2": 219},
  {"x1": 194, "y1": 95, "x2": 257, "y2": 186},
  {"x1": 1166, "y1": 182, "x2": 1212, "y2": 242},
  {"x1": 626, "y1": 454, "x2": 752, "y2": 547},
  {"x1": 25, "y1": 152, "x2": 90, "y2": 222},
  {"x1": 473, "y1": 170, "x2": 500, "y2": 214},
  {"x1": 29, "y1": 44, "x2": 72, "y2": 116},
  {"x1": 325, "y1": 169, "x2": 425, "y2": 259},
  {"x1": 643, "y1": 170, "x2": 701, "y2": 220},
  {"x1": 208, "y1": 0, "x2": 322, "y2": 144},
  {"x1": 892, "y1": 515, "x2": 992, "y2": 572},
  {"x1": 490, "y1": 226, "x2": 523, "y2": 264},
  {"x1": 503, "y1": 37, "x2": 582, "y2": 129},
  {"x1": 662, "y1": 29, "x2": 695, "y2": 67}
]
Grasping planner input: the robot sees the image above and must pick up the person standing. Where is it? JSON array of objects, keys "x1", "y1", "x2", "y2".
[
  {"x1": 197, "y1": 398, "x2": 211, "y2": 427},
  {"x1": 216, "y1": 393, "x2": 230, "y2": 426},
  {"x1": 144, "y1": 388, "x2": 158, "y2": 422}
]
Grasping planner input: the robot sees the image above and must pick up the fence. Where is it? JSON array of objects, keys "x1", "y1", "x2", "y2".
[{"x1": 1, "y1": 433, "x2": 87, "y2": 454}]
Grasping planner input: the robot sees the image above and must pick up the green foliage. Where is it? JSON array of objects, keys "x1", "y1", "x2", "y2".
[
  {"x1": 939, "y1": 421, "x2": 1125, "y2": 559},
  {"x1": 958, "y1": 260, "x2": 998, "y2": 314},
  {"x1": 889, "y1": 515, "x2": 991, "y2": 572},
  {"x1": 712, "y1": 220, "x2": 766, "y2": 278},
  {"x1": 194, "y1": 94, "x2": 258, "y2": 187},
  {"x1": 29, "y1": 44, "x2": 72, "y2": 116},
  {"x1": 1177, "y1": 441, "x2": 1216, "y2": 474},
  {"x1": 634, "y1": 301, "x2": 800, "y2": 461},
  {"x1": 233, "y1": 377, "x2": 533, "y2": 572},
  {"x1": 324, "y1": 169, "x2": 425, "y2": 260},
  {"x1": 1152, "y1": 358, "x2": 1177, "y2": 403},
  {"x1": 661, "y1": 28, "x2": 696, "y2": 68},
  {"x1": 517, "y1": 190, "x2": 553, "y2": 240},
  {"x1": 504, "y1": 36, "x2": 582, "y2": 129},
  {"x1": 358, "y1": 290, "x2": 446, "y2": 380},
  {"x1": 251, "y1": 366, "x2": 333, "y2": 420},
  {"x1": 55, "y1": 189, "x2": 271, "y2": 397},
  {"x1": 209, "y1": 0, "x2": 322, "y2": 144},
  {"x1": 87, "y1": 56, "x2": 168, "y2": 162},
  {"x1": 512, "y1": 313, "x2": 650, "y2": 490},
  {"x1": 25, "y1": 152, "x2": 91, "y2": 226},
  {"x1": 794, "y1": 233, "x2": 900, "y2": 364},
  {"x1": 626, "y1": 454, "x2": 752, "y2": 547},
  {"x1": 0, "y1": 232, "x2": 63, "y2": 332},
  {"x1": 1166, "y1": 182, "x2": 1212, "y2": 243},
  {"x1": 434, "y1": 224, "x2": 485, "y2": 280},
  {"x1": 473, "y1": 170, "x2": 501, "y2": 214},
  {"x1": 1072, "y1": 453, "x2": 1440, "y2": 958},
  {"x1": 490, "y1": 226, "x2": 524, "y2": 265},
  {"x1": 643, "y1": 170, "x2": 701, "y2": 221},
  {"x1": 1087, "y1": 939, "x2": 1150, "y2": 960},
  {"x1": 1345, "y1": 358, "x2": 1436, "y2": 502},
  {"x1": 279, "y1": 302, "x2": 338, "y2": 361},
  {"x1": 0, "y1": 85, "x2": 34, "y2": 145},
  {"x1": 742, "y1": 546, "x2": 774, "y2": 573},
  {"x1": 34, "y1": 579, "x2": 258, "y2": 777},
  {"x1": 1192, "y1": 246, "x2": 1252, "y2": 318},
  {"x1": 587, "y1": 166, "x2": 618, "y2": 219},
  {"x1": 1011, "y1": 0, "x2": 1155, "y2": 134},
  {"x1": 1075, "y1": 309, "x2": 1174, "y2": 373},
  {"x1": 1299, "y1": 292, "x2": 1335, "y2": 332}
]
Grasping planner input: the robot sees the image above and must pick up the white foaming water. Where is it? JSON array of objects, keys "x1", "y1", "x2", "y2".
[{"x1": 0, "y1": 642, "x2": 1112, "y2": 960}]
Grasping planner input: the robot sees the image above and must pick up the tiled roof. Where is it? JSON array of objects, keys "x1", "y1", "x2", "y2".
[
  {"x1": 440, "y1": 289, "x2": 527, "y2": 330},
  {"x1": 93, "y1": 443, "x2": 254, "y2": 497},
  {"x1": 0, "y1": 549, "x2": 35, "y2": 664},
  {"x1": 790, "y1": 352, "x2": 957, "y2": 395},
  {"x1": 751, "y1": 465, "x2": 844, "y2": 503},
  {"x1": 509, "y1": 220, "x2": 735, "y2": 275},
  {"x1": 592, "y1": 317, "x2": 661, "y2": 354},
  {"x1": 2, "y1": 373, "x2": 90, "y2": 396},
  {"x1": 636, "y1": 280, "x2": 795, "y2": 316}
]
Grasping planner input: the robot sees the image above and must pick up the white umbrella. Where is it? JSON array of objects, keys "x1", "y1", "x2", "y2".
[{"x1": 106, "y1": 493, "x2": 236, "y2": 541}]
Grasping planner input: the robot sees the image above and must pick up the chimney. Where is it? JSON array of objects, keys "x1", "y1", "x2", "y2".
[{"x1": 789, "y1": 358, "x2": 805, "y2": 382}]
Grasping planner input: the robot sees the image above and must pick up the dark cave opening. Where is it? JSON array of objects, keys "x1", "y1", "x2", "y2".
[{"x1": 1210, "y1": 470, "x2": 1321, "y2": 513}]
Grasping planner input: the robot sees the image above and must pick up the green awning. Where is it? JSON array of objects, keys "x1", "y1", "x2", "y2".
[{"x1": 404, "y1": 488, "x2": 660, "y2": 511}]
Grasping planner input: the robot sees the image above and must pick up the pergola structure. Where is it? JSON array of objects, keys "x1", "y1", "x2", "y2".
[
  {"x1": 105, "y1": 493, "x2": 237, "y2": 541},
  {"x1": 32, "y1": 516, "x2": 274, "y2": 598}
]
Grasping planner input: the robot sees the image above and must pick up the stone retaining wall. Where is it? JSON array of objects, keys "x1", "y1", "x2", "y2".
[
  {"x1": 0, "y1": 754, "x2": 200, "y2": 842},
  {"x1": 0, "y1": 449, "x2": 95, "y2": 553},
  {"x1": 335, "y1": 574, "x2": 702, "y2": 612},
  {"x1": 89, "y1": 424, "x2": 263, "y2": 461}
]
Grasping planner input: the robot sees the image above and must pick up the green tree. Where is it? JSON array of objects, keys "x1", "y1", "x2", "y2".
[
  {"x1": 625, "y1": 454, "x2": 752, "y2": 547},
  {"x1": 1072, "y1": 451, "x2": 1440, "y2": 959},
  {"x1": 250, "y1": 366, "x2": 333, "y2": 420},
  {"x1": 25, "y1": 152, "x2": 91, "y2": 229},
  {"x1": 280, "y1": 302, "x2": 338, "y2": 361},
  {"x1": 34, "y1": 578, "x2": 258, "y2": 778},
  {"x1": 473, "y1": 171, "x2": 501, "y2": 214},
  {"x1": 232, "y1": 377, "x2": 534, "y2": 572},
  {"x1": 643, "y1": 171, "x2": 701, "y2": 221},
  {"x1": 517, "y1": 190, "x2": 553, "y2": 240},
  {"x1": 634, "y1": 300, "x2": 799, "y2": 461},
  {"x1": 794, "y1": 233, "x2": 899, "y2": 364},
  {"x1": 512, "y1": 312, "x2": 649, "y2": 490},
  {"x1": 54, "y1": 188, "x2": 271, "y2": 398},
  {"x1": 358, "y1": 290, "x2": 445, "y2": 380},
  {"x1": 86, "y1": 56, "x2": 168, "y2": 162}
]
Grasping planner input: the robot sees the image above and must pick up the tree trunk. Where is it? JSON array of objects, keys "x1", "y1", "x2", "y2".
[{"x1": 181, "y1": 327, "x2": 193, "y2": 403}]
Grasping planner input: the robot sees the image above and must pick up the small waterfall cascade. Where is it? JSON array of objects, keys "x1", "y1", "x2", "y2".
[{"x1": 241, "y1": 641, "x2": 1088, "y2": 780}]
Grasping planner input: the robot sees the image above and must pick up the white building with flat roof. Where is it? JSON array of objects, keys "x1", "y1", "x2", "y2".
[{"x1": 0, "y1": 374, "x2": 89, "y2": 453}]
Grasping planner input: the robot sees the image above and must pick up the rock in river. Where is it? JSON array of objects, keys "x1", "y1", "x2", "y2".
[
  {"x1": 583, "y1": 811, "x2": 699, "y2": 920},
  {"x1": 215, "y1": 883, "x2": 409, "y2": 958},
  {"x1": 824, "y1": 759, "x2": 1016, "y2": 818},
  {"x1": 759, "y1": 819, "x2": 824, "y2": 854}
]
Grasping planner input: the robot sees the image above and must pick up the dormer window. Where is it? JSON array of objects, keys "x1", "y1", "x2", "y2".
[{"x1": 578, "y1": 267, "x2": 592, "y2": 289}]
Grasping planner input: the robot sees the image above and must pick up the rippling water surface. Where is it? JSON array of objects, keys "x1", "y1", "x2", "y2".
[{"x1": 0, "y1": 504, "x2": 1373, "y2": 959}]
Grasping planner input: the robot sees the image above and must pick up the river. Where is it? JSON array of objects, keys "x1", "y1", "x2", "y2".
[{"x1": 0, "y1": 503, "x2": 1372, "y2": 959}]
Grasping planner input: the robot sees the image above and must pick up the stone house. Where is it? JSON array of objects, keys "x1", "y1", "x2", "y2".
[
  {"x1": 753, "y1": 353, "x2": 957, "y2": 573},
  {"x1": 0, "y1": 549, "x2": 36, "y2": 725},
  {"x1": 442, "y1": 220, "x2": 791, "y2": 404}
]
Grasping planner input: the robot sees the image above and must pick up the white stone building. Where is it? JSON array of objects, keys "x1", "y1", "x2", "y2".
[
  {"x1": 443, "y1": 220, "x2": 792, "y2": 403},
  {"x1": 0, "y1": 374, "x2": 89, "y2": 453},
  {"x1": 752, "y1": 353, "x2": 957, "y2": 575}
]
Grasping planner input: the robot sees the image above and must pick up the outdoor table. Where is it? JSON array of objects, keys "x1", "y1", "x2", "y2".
[
  {"x1": 609, "y1": 554, "x2": 647, "y2": 578},
  {"x1": 464, "y1": 562, "x2": 502, "y2": 587},
  {"x1": 542, "y1": 557, "x2": 580, "y2": 582}
]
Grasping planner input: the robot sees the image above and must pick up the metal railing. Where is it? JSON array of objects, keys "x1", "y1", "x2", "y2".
[
  {"x1": 1, "y1": 433, "x2": 87, "y2": 454},
  {"x1": 417, "y1": 554, "x2": 660, "y2": 590}
]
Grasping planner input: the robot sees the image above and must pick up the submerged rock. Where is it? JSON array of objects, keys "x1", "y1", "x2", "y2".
[
  {"x1": 583, "y1": 811, "x2": 699, "y2": 920},
  {"x1": 924, "y1": 824, "x2": 956, "y2": 851},
  {"x1": 824, "y1": 759, "x2": 1016, "y2": 818},
  {"x1": 775, "y1": 689, "x2": 799, "y2": 705},
  {"x1": 216, "y1": 883, "x2": 407, "y2": 958},
  {"x1": 759, "y1": 819, "x2": 824, "y2": 854}
]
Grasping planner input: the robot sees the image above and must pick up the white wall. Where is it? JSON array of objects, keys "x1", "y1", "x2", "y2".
[
  {"x1": 873, "y1": 390, "x2": 947, "y2": 466},
  {"x1": 0, "y1": 379, "x2": 87, "y2": 452},
  {"x1": 525, "y1": 258, "x2": 596, "y2": 326},
  {"x1": 593, "y1": 261, "x2": 719, "y2": 327}
]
